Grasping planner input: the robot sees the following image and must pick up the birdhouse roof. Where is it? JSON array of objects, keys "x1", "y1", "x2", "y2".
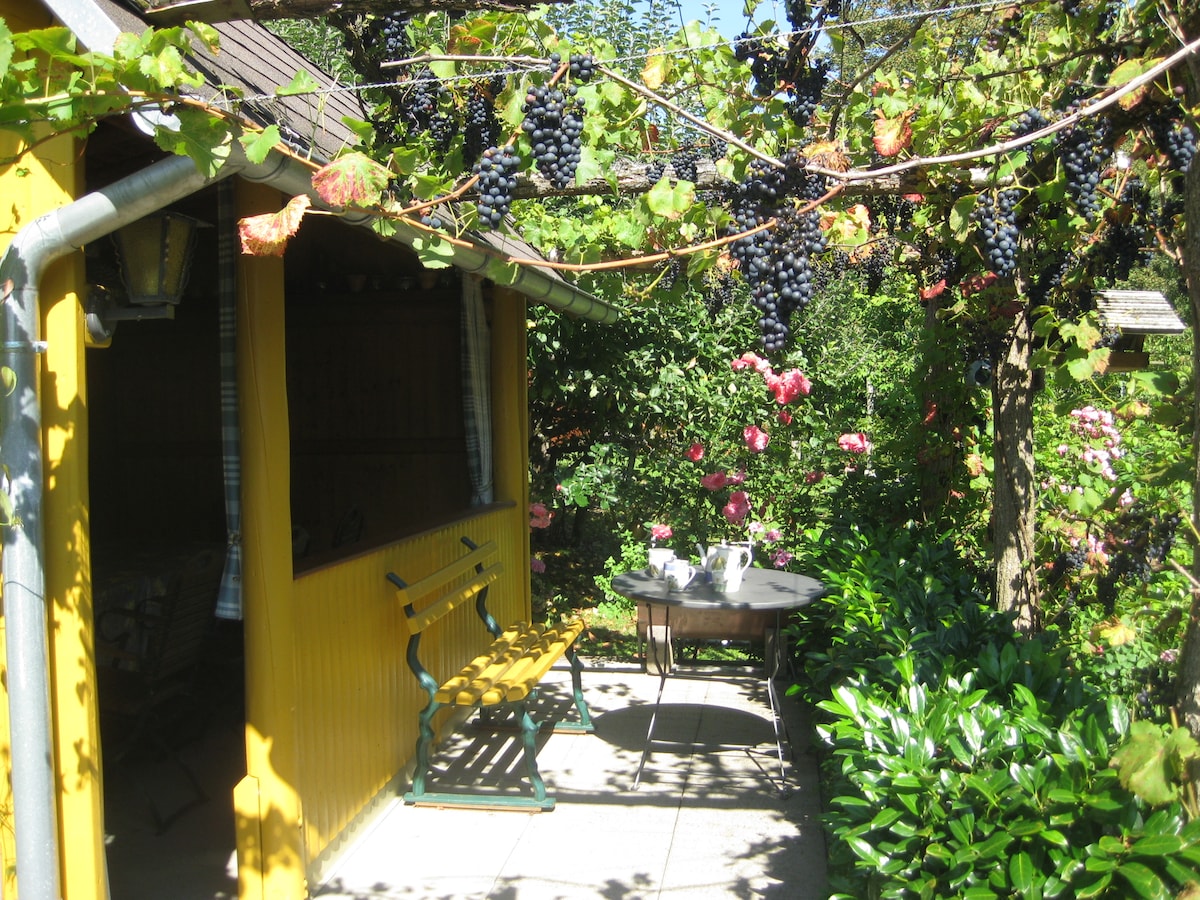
[{"x1": 1094, "y1": 290, "x2": 1187, "y2": 335}]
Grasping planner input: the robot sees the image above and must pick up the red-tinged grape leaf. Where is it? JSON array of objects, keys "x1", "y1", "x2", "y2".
[
  {"x1": 311, "y1": 153, "x2": 391, "y2": 210},
  {"x1": 239, "y1": 194, "x2": 311, "y2": 257},
  {"x1": 873, "y1": 109, "x2": 914, "y2": 157},
  {"x1": 920, "y1": 280, "x2": 947, "y2": 301}
]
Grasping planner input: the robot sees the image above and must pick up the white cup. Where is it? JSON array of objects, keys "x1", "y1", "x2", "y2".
[
  {"x1": 665, "y1": 559, "x2": 696, "y2": 592},
  {"x1": 648, "y1": 547, "x2": 675, "y2": 578}
]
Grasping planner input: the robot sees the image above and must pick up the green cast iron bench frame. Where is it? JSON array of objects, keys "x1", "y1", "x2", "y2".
[{"x1": 386, "y1": 536, "x2": 593, "y2": 810}]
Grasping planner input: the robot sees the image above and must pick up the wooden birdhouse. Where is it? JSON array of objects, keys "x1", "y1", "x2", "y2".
[{"x1": 1093, "y1": 290, "x2": 1187, "y2": 372}]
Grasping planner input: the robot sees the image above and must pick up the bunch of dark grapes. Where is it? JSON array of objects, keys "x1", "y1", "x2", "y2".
[
  {"x1": 474, "y1": 145, "x2": 521, "y2": 230},
  {"x1": 870, "y1": 194, "x2": 914, "y2": 233},
  {"x1": 754, "y1": 206, "x2": 825, "y2": 353},
  {"x1": 672, "y1": 146, "x2": 699, "y2": 183},
  {"x1": 429, "y1": 114, "x2": 457, "y2": 153},
  {"x1": 1094, "y1": 177, "x2": 1153, "y2": 282},
  {"x1": 1149, "y1": 105, "x2": 1196, "y2": 174},
  {"x1": 971, "y1": 189, "x2": 1021, "y2": 277},
  {"x1": 1010, "y1": 107, "x2": 1050, "y2": 139},
  {"x1": 922, "y1": 246, "x2": 962, "y2": 293},
  {"x1": 735, "y1": 36, "x2": 784, "y2": 96},
  {"x1": 568, "y1": 54, "x2": 596, "y2": 83},
  {"x1": 645, "y1": 159, "x2": 665, "y2": 183},
  {"x1": 861, "y1": 248, "x2": 887, "y2": 296},
  {"x1": 391, "y1": 67, "x2": 442, "y2": 135},
  {"x1": 1050, "y1": 543, "x2": 1088, "y2": 584},
  {"x1": 377, "y1": 13, "x2": 412, "y2": 61},
  {"x1": 463, "y1": 77, "x2": 504, "y2": 167},
  {"x1": 522, "y1": 85, "x2": 584, "y2": 189},
  {"x1": 1028, "y1": 251, "x2": 1074, "y2": 307},
  {"x1": 708, "y1": 139, "x2": 727, "y2": 161},
  {"x1": 1053, "y1": 115, "x2": 1109, "y2": 218},
  {"x1": 787, "y1": 60, "x2": 828, "y2": 129},
  {"x1": 1095, "y1": 506, "x2": 1181, "y2": 614},
  {"x1": 704, "y1": 271, "x2": 737, "y2": 317}
]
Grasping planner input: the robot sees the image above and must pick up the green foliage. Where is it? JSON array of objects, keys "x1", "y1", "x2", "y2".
[{"x1": 791, "y1": 523, "x2": 1200, "y2": 900}]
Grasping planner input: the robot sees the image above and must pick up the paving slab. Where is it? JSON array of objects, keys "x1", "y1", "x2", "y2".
[{"x1": 316, "y1": 658, "x2": 828, "y2": 900}]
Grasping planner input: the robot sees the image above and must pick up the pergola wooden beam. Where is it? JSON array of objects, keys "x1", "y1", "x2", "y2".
[{"x1": 134, "y1": 0, "x2": 567, "y2": 25}]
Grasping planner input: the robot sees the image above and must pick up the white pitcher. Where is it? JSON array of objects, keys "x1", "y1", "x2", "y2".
[{"x1": 710, "y1": 541, "x2": 752, "y2": 592}]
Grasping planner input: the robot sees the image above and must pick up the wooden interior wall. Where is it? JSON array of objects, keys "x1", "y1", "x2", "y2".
[
  {"x1": 85, "y1": 187, "x2": 225, "y2": 547},
  {"x1": 285, "y1": 218, "x2": 470, "y2": 562}
]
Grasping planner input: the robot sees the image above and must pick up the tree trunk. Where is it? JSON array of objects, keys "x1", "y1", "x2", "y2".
[
  {"x1": 1173, "y1": 110, "x2": 1200, "y2": 733},
  {"x1": 991, "y1": 305, "x2": 1040, "y2": 633}
]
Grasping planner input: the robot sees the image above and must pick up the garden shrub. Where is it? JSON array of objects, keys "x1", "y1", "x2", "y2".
[{"x1": 789, "y1": 522, "x2": 1200, "y2": 900}]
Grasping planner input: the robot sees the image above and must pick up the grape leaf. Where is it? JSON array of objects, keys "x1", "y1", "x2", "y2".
[
  {"x1": 238, "y1": 194, "x2": 311, "y2": 257},
  {"x1": 238, "y1": 125, "x2": 280, "y2": 165},
  {"x1": 311, "y1": 152, "x2": 391, "y2": 209},
  {"x1": 642, "y1": 50, "x2": 671, "y2": 90},
  {"x1": 276, "y1": 69, "x2": 319, "y2": 97},
  {"x1": 873, "y1": 109, "x2": 914, "y2": 157}
]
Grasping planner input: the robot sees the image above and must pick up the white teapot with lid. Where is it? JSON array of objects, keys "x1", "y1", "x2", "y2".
[{"x1": 709, "y1": 541, "x2": 752, "y2": 592}]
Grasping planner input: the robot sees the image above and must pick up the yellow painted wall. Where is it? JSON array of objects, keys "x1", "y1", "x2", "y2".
[
  {"x1": 0, "y1": 3, "x2": 107, "y2": 898},
  {"x1": 233, "y1": 179, "x2": 307, "y2": 899}
]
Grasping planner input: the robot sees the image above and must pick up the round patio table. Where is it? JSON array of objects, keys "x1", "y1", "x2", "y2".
[{"x1": 610, "y1": 566, "x2": 827, "y2": 791}]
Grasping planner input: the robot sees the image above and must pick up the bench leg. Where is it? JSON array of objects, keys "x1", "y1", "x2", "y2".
[
  {"x1": 554, "y1": 645, "x2": 594, "y2": 734},
  {"x1": 514, "y1": 700, "x2": 549, "y2": 804},
  {"x1": 408, "y1": 697, "x2": 441, "y2": 801}
]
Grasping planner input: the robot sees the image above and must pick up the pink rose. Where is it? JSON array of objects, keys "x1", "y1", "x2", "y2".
[
  {"x1": 530, "y1": 556, "x2": 546, "y2": 573},
  {"x1": 722, "y1": 490, "x2": 752, "y2": 525},
  {"x1": 837, "y1": 432, "x2": 872, "y2": 454},
  {"x1": 749, "y1": 521, "x2": 765, "y2": 536},
  {"x1": 770, "y1": 548, "x2": 793, "y2": 568},
  {"x1": 765, "y1": 529, "x2": 782, "y2": 541},
  {"x1": 650, "y1": 524, "x2": 673, "y2": 541},
  {"x1": 778, "y1": 408, "x2": 793, "y2": 425},
  {"x1": 768, "y1": 369, "x2": 811, "y2": 404},
  {"x1": 731, "y1": 351, "x2": 773, "y2": 374},
  {"x1": 744, "y1": 425, "x2": 770, "y2": 453},
  {"x1": 727, "y1": 469, "x2": 747, "y2": 485},
  {"x1": 686, "y1": 443, "x2": 705, "y2": 462},
  {"x1": 700, "y1": 471, "x2": 728, "y2": 491},
  {"x1": 529, "y1": 502, "x2": 553, "y2": 529}
]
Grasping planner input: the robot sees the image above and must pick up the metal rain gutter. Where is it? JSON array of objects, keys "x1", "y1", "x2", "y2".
[{"x1": 240, "y1": 153, "x2": 619, "y2": 325}]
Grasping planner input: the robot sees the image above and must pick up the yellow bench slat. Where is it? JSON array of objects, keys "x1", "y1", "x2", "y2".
[
  {"x1": 494, "y1": 619, "x2": 586, "y2": 704},
  {"x1": 435, "y1": 619, "x2": 585, "y2": 707},
  {"x1": 390, "y1": 540, "x2": 498, "y2": 608},
  {"x1": 406, "y1": 563, "x2": 503, "y2": 633}
]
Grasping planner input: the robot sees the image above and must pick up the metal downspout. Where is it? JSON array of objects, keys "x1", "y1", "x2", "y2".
[{"x1": 0, "y1": 152, "x2": 243, "y2": 900}]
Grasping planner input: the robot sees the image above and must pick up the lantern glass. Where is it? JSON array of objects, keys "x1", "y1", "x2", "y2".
[{"x1": 113, "y1": 213, "x2": 200, "y2": 306}]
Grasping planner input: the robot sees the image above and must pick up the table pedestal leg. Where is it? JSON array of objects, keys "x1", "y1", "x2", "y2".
[
  {"x1": 764, "y1": 623, "x2": 791, "y2": 791},
  {"x1": 633, "y1": 603, "x2": 671, "y2": 790}
]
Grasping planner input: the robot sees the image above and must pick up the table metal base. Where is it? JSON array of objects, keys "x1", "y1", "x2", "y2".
[{"x1": 632, "y1": 602, "x2": 792, "y2": 794}]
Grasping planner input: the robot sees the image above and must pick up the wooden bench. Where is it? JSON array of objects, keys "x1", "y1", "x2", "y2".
[{"x1": 386, "y1": 536, "x2": 593, "y2": 810}]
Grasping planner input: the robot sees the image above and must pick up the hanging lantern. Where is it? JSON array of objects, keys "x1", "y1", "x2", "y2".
[
  {"x1": 84, "y1": 212, "x2": 203, "y2": 344},
  {"x1": 112, "y1": 212, "x2": 201, "y2": 306}
]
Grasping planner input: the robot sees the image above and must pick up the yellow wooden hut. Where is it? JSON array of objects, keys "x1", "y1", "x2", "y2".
[{"x1": 0, "y1": 2, "x2": 616, "y2": 897}]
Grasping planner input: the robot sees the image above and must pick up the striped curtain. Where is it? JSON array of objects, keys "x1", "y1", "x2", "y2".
[
  {"x1": 461, "y1": 275, "x2": 493, "y2": 505},
  {"x1": 214, "y1": 180, "x2": 243, "y2": 620}
]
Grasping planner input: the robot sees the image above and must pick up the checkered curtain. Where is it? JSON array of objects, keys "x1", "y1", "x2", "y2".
[
  {"x1": 214, "y1": 180, "x2": 243, "y2": 620},
  {"x1": 461, "y1": 275, "x2": 494, "y2": 505}
]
